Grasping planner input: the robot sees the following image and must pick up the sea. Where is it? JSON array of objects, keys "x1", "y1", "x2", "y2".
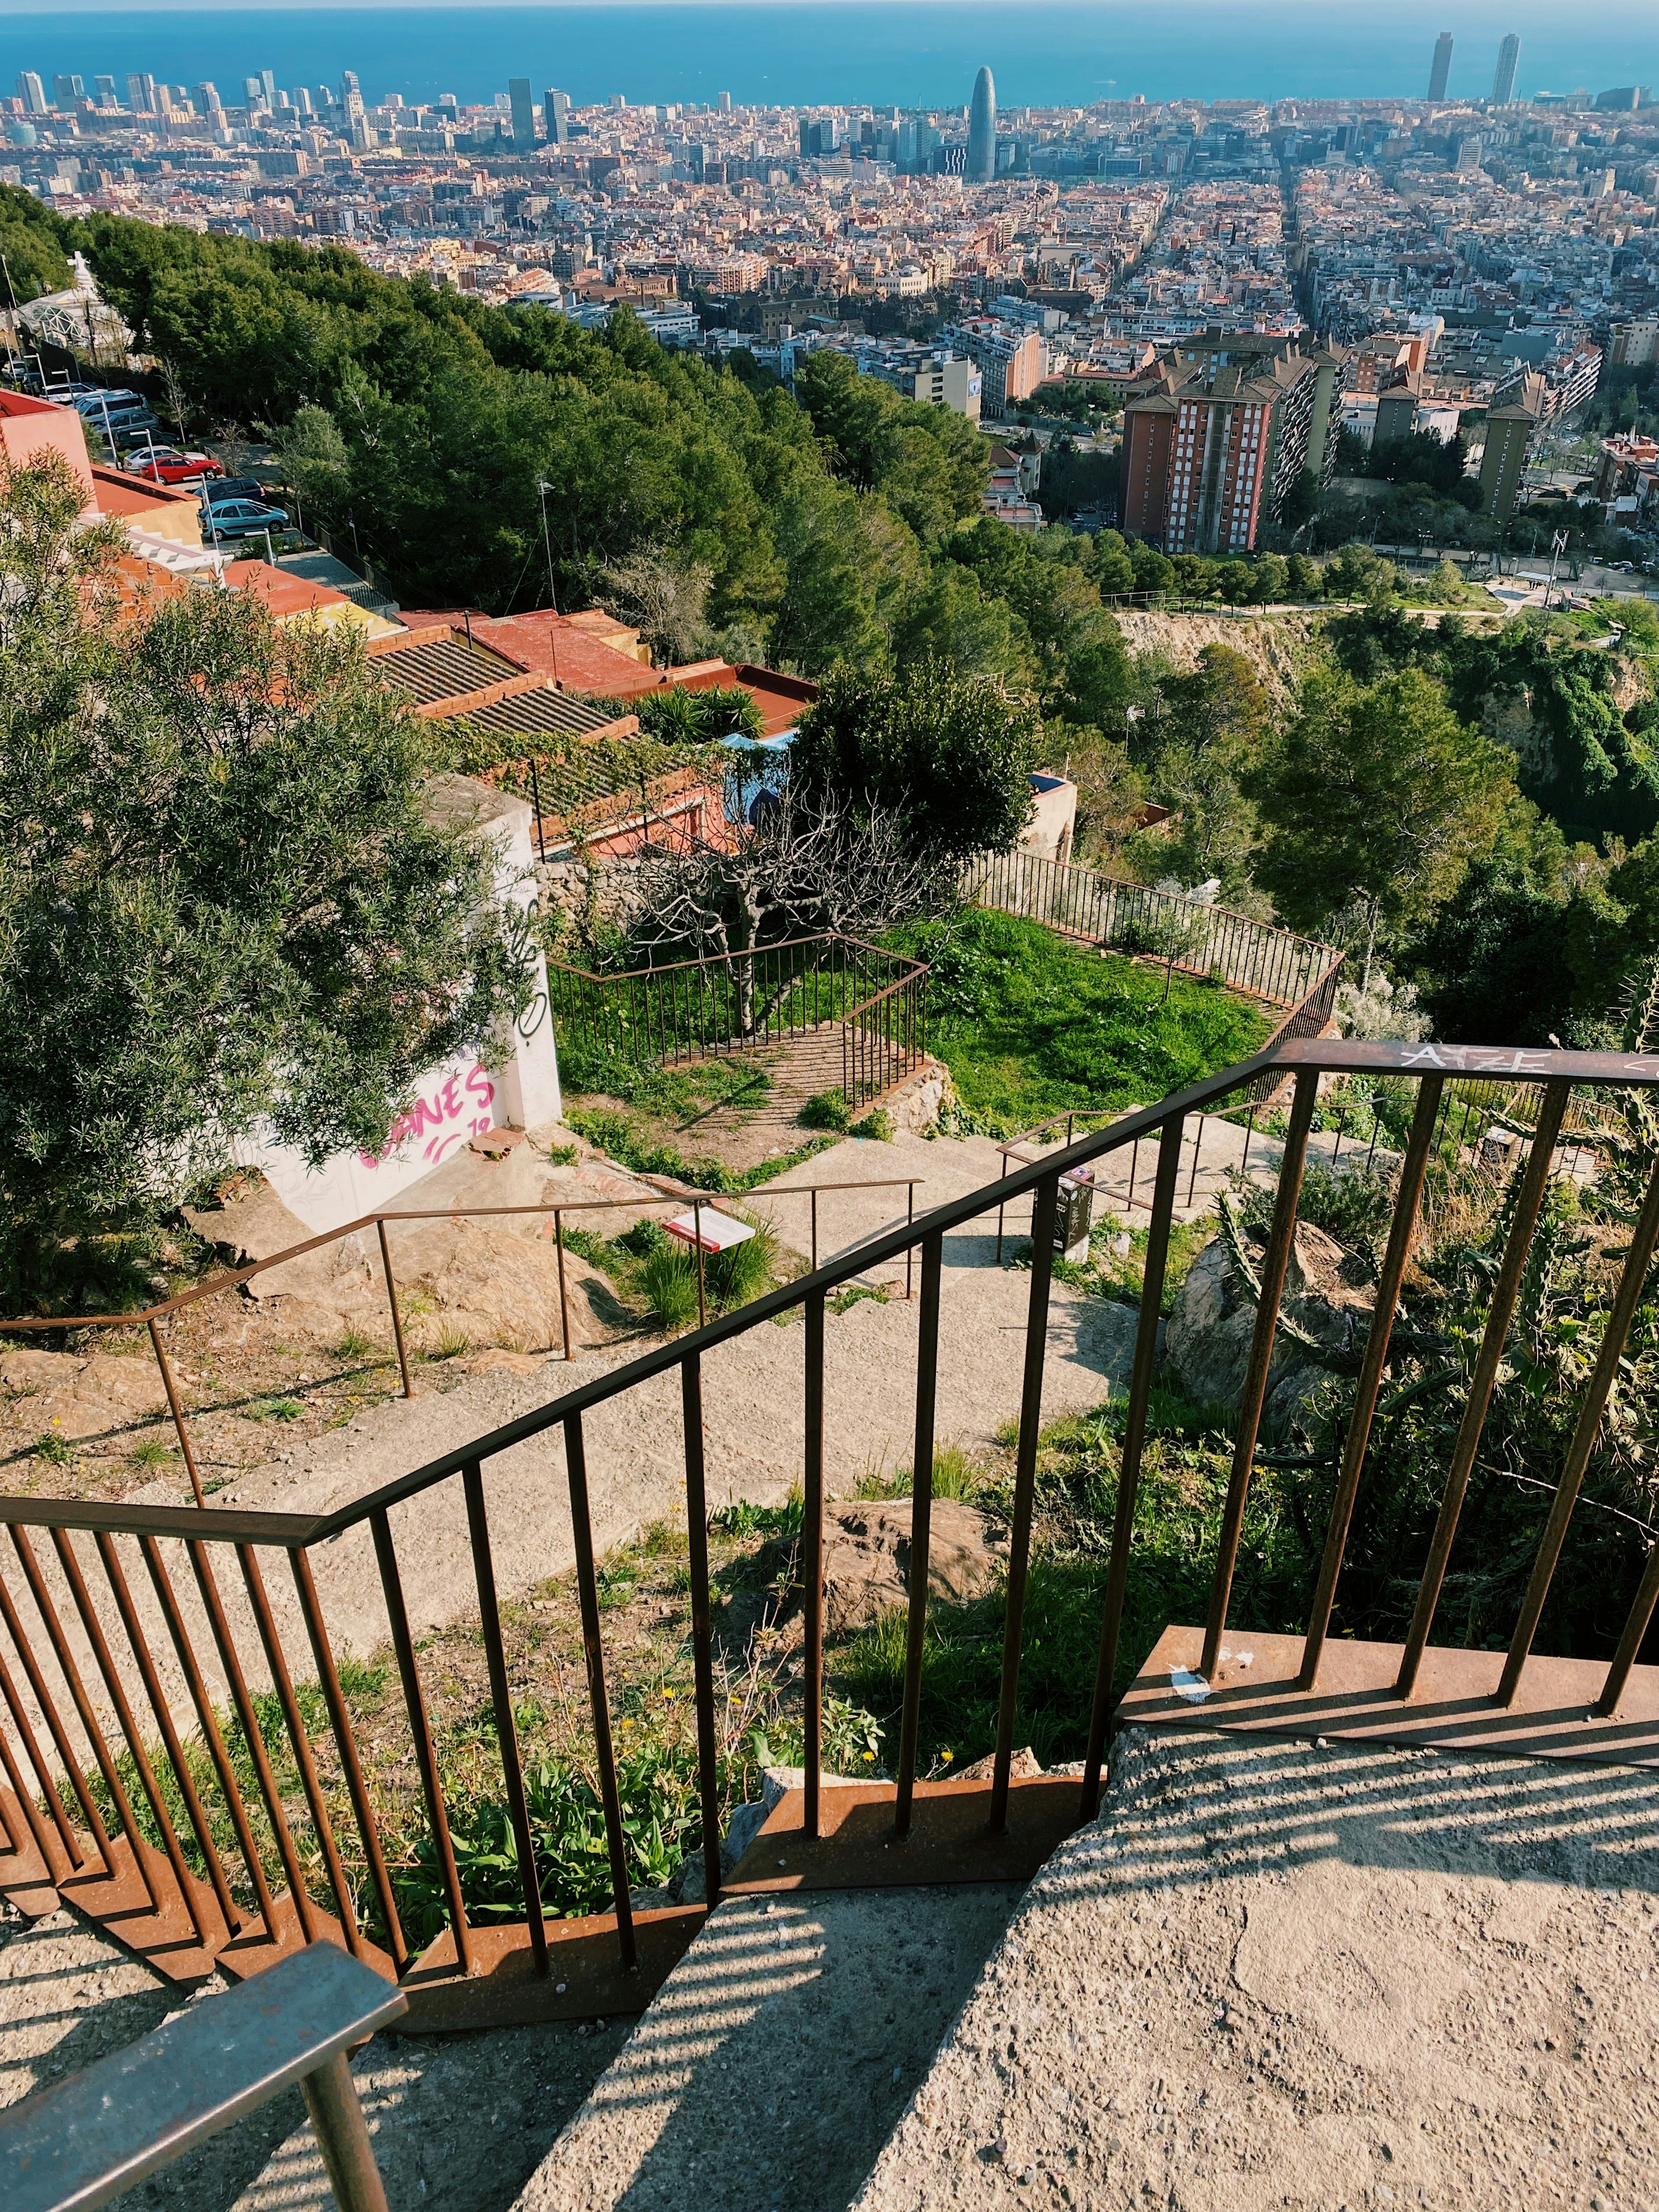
[{"x1": 3, "y1": 2, "x2": 1656, "y2": 118}]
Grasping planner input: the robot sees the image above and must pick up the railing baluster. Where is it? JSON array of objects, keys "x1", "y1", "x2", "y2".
[
  {"x1": 48, "y1": 1527, "x2": 210, "y2": 1943},
  {"x1": 238, "y1": 1543, "x2": 364, "y2": 1953},
  {"x1": 1082, "y1": 1121, "x2": 1183, "y2": 1820},
  {"x1": 377, "y1": 1221, "x2": 413, "y2": 1400},
  {"x1": 680, "y1": 1355, "x2": 724, "y2": 1901},
  {"x1": 563, "y1": 1411, "x2": 636, "y2": 1969},
  {"x1": 1396, "y1": 1080, "x2": 1571, "y2": 1695},
  {"x1": 1599, "y1": 1538, "x2": 1659, "y2": 1718},
  {"x1": 800, "y1": 1295, "x2": 826, "y2": 1844},
  {"x1": 0, "y1": 1635, "x2": 83, "y2": 1870},
  {"x1": 461, "y1": 1462, "x2": 548, "y2": 1973},
  {"x1": 3, "y1": 1532, "x2": 129, "y2": 1881},
  {"x1": 289, "y1": 1547, "x2": 408, "y2": 1975},
  {"x1": 1298, "y1": 1076, "x2": 1443, "y2": 1689},
  {"x1": 1201, "y1": 1071, "x2": 1318, "y2": 1681},
  {"x1": 184, "y1": 1538, "x2": 321, "y2": 1943},
  {"x1": 98, "y1": 1531, "x2": 243, "y2": 1928},
  {"x1": 894, "y1": 1233, "x2": 944, "y2": 1842},
  {"x1": 138, "y1": 1533, "x2": 277, "y2": 1932},
  {"x1": 371, "y1": 1507, "x2": 471, "y2": 1974},
  {"x1": 0, "y1": 1696, "x2": 58, "y2": 1874},
  {"x1": 1497, "y1": 1156, "x2": 1659, "y2": 1706},
  {"x1": 990, "y1": 1173, "x2": 1060, "y2": 1836}
]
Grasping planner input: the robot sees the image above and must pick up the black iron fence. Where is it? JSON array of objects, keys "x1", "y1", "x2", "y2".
[
  {"x1": 546, "y1": 934, "x2": 929, "y2": 1108},
  {"x1": 4, "y1": 1039, "x2": 1659, "y2": 2035}
]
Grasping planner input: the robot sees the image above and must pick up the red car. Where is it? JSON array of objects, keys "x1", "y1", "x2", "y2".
[{"x1": 123, "y1": 447, "x2": 224, "y2": 486}]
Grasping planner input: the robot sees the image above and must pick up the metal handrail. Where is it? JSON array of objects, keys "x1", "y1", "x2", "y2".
[
  {"x1": 0, "y1": 1173, "x2": 927, "y2": 1499},
  {"x1": 3, "y1": 1034, "x2": 1658, "y2": 2040},
  {"x1": 3, "y1": 1944, "x2": 405, "y2": 2212}
]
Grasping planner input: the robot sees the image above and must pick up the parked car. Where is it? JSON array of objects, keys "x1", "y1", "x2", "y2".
[
  {"x1": 123, "y1": 446, "x2": 224, "y2": 486},
  {"x1": 204, "y1": 476, "x2": 268, "y2": 507},
  {"x1": 70, "y1": 388, "x2": 145, "y2": 419},
  {"x1": 200, "y1": 497, "x2": 290, "y2": 541},
  {"x1": 109, "y1": 414, "x2": 163, "y2": 449}
]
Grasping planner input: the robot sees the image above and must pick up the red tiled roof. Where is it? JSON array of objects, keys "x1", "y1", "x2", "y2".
[{"x1": 222, "y1": 560, "x2": 356, "y2": 620}]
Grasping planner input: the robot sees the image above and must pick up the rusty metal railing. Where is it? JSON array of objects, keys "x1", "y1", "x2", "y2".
[
  {"x1": 0, "y1": 1175, "x2": 926, "y2": 1504},
  {"x1": 546, "y1": 934, "x2": 930, "y2": 1108},
  {"x1": 3, "y1": 1037, "x2": 1659, "y2": 2034}
]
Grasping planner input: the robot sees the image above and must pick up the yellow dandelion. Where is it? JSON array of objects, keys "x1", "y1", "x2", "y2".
[{"x1": 862, "y1": 1750, "x2": 874, "y2": 1761}]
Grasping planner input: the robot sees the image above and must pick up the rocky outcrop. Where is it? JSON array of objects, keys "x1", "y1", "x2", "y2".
[
  {"x1": 819, "y1": 1498, "x2": 1006, "y2": 1635},
  {"x1": 1112, "y1": 611, "x2": 1322, "y2": 708},
  {"x1": 1164, "y1": 1217, "x2": 1374, "y2": 1438}
]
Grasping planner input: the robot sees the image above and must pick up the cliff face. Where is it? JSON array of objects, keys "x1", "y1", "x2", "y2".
[{"x1": 1113, "y1": 610, "x2": 1323, "y2": 707}]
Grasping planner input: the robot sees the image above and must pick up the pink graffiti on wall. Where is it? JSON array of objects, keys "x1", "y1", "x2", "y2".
[{"x1": 359, "y1": 1064, "x2": 496, "y2": 1171}]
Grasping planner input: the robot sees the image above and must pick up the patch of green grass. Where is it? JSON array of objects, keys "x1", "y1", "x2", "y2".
[
  {"x1": 246, "y1": 1398, "x2": 304, "y2": 1423},
  {"x1": 125, "y1": 1436, "x2": 178, "y2": 1471},
  {"x1": 434, "y1": 1324, "x2": 471, "y2": 1360},
  {"x1": 336, "y1": 1328, "x2": 376, "y2": 1361},
  {"x1": 32, "y1": 1431, "x2": 74, "y2": 1465},
  {"x1": 853, "y1": 1442, "x2": 986, "y2": 1502},
  {"x1": 710, "y1": 1494, "x2": 803, "y2": 1540},
  {"x1": 884, "y1": 907, "x2": 1271, "y2": 1137},
  {"x1": 565, "y1": 1108, "x2": 832, "y2": 1193},
  {"x1": 640, "y1": 1245, "x2": 702, "y2": 1331},
  {"x1": 836, "y1": 1396, "x2": 1309, "y2": 1775},
  {"x1": 828, "y1": 1283, "x2": 888, "y2": 1317}
]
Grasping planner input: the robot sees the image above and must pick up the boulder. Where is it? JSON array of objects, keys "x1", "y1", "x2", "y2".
[
  {"x1": 1165, "y1": 1217, "x2": 1374, "y2": 1439},
  {"x1": 819, "y1": 1498, "x2": 1007, "y2": 1636}
]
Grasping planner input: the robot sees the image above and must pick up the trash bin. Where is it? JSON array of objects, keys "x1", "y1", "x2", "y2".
[{"x1": 1054, "y1": 1167, "x2": 1095, "y2": 1264}]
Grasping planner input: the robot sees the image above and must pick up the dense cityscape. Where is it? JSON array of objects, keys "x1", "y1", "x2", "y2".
[
  {"x1": 8, "y1": 19, "x2": 1659, "y2": 2209},
  {"x1": 6, "y1": 35, "x2": 1659, "y2": 547}
]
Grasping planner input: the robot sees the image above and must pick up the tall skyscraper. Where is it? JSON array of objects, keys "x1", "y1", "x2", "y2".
[
  {"x1": 1428, "y1": 32, "x2": 1453, "y2": 100},
  {"x1": 967, "y1": 65, "x2": 996, "y2": 181},
  {"x1": 1492, "y1": 33, "x2": 1520, "y2": 104},
  {"x1": 52, "y1": 75, "x2": 85, "y2": 106},
  {"x1": 195, "y1": 83, "x2": 222, "y2": 115},
  {"x1": 126, "y1": 71, "x2": 156, "y2": 114},
  {"x1": 509, "y1": 76, "x2": 535, "y2": 151},
  {"x1": 545, "y1": 88, "x2": 570, "y2": 145},
  {"x1": 339, "y1": 70, "x2": 361, "y2": 105},
  {"x1": 261, "y1": 69, "x2": 276, "y2": 108},
  {"x1": 244, "y1": 78, "x2": 265, "y2": 108},
  {"x1": 94, "y1": 75, "x2": 117, "y2": 107},
  {"x1": 718, "y1": 91, "x2": 732, "y2": 112},
  {"x1": 15, "y1": 72, "x2": 46, "y2": 115}
]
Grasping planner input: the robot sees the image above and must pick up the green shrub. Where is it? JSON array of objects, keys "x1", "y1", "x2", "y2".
[
  {"x1": 800, "y1": 1089, "x2": 853, "y2": 1132},
  {"x1": 704, "y1": 1214, "x2": 778, "y2": 1308},
  {"x1": 641, "y1": 1244, "x2": 700, "y2": 1331},
  {"x1": 617, "y1": 1218, "x2": 672, "y2": 1259},
  {"x1": 852, "y1": 1107, "x2": 896, "y2": 1142}
]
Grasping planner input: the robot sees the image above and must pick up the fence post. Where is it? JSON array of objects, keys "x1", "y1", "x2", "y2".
[{"x1": 376, "y1": 1222, "x2": 413, "y2": 1400}]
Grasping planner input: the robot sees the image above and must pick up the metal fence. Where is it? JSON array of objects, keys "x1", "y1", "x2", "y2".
[
  {"x1": 546, "y1": 934, "x2": 929, "y2": 1108},
  {"x1": 3, "y1": 1039, "x2": 1659, "y2": 2035},
  {"x1": 965, "y1": 848, "x2": 1340, "y2": 1013}
]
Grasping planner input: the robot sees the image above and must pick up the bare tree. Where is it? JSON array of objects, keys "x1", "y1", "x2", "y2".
[
  {"x1": 627, "y1": 781, "x2": 948, "y2": 1035},
  {"x1": 596, "y1": 547, "x2": 714, "y2": 667}
]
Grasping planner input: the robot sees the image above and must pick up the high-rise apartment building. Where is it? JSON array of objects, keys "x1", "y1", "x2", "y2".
[
  {"x1": 1492, "y1": 33, "x2": 1520, "y2": 105},
  {"x1": 126, "y1": 72, "x2": 156, "y2": 115},
  {"x1": 52, "y1": 75, "x2": 84, "y2": 107},
  {"x1": 967, "y1": 65, "x2": 996, "y2": 182},
  {"x1": 718, "y1": 91, "x2": 732, "y2": 112},
  {"x1": 509, "y1": 77, "x2": 536, "y2": 151},
  {"x1": 15, "y1": 72, "x2": 46, "y2": 115},
  {"x1": 244, "y1": 77, "x2": 265, "y2": 107},
  {"x1": 1428, "y1": 32, "x2": 1453, "y2": 100},
  {"x1": 94, "y1": 76, "x2": 117, "y2": 107},
  {"x1": 1120, "y1": 332, "x2": 1339, "y2": 554},
  {"x1": 261, "y1": 69, "x2": 276, "y2": 108},
  {"x1": 339, "y1": 70, "x2": 361, "y2": 105},
  {"x1": 195, "y1": 83, "x2": 222, "y2": 115},
  {"x1": 545, "y1": 88, "x2": 571, "y2": 145},
  {"x1": 1479, "y1": 402, "x2": 1534, "y2": 516},
  {"x1": 940, "y1": 314, "x2": 1045, "y2": 414}
]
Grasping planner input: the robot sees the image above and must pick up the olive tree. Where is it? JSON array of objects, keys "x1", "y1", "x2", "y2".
[{"x1": 0, "y1": 455, "x2": 537, "y2": 1310}]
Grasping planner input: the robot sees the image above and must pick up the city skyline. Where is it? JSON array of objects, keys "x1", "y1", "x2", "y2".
[{"x1": 3, "y1": 2, "x2": 1656, "y2": 114}]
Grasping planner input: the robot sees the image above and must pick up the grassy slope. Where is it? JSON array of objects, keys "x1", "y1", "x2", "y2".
[{"x1": 890, "y1": 907, "x2": 1273, "y2": 1134}]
